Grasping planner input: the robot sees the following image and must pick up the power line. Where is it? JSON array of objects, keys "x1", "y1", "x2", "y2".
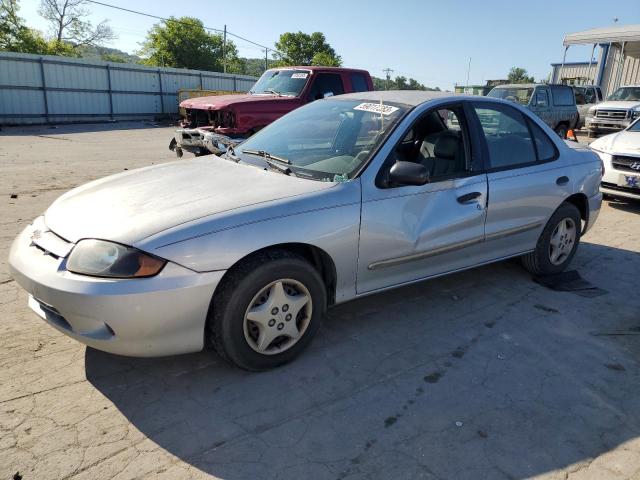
[
  {"x1": 84, "y1": 0, "x2": 284, "y2": 57},
  {"x1": 382, "y1": 68, "x2": 394, "y2": 90}
]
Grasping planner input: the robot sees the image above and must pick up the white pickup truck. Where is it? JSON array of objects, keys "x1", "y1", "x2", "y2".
[{"x1": 585, "y1": 85, "x2": 640, "y2": 137}]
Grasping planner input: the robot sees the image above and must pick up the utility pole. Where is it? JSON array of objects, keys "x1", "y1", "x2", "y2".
[
  {"x1": 264, "y1": 48, "x2": 269, "y2": 71},
  {"x1": 466, "y1": 57, "x2": 471, "y2": 87},
  {"x1": 383, "y1": 68, "x2": 394, "y2": 90},
  {"x1": 223, "y1": 24, "x2": 227, "y2": 73}
]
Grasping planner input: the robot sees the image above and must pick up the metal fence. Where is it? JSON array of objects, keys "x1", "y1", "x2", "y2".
[{"x1": 0, "y1": 51, "x2": 258, "y2": 125}]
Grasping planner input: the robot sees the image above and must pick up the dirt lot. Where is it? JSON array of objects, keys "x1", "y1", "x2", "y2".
[{"x1": 1, "y1": 123, "x2": 640, "y2": 480}]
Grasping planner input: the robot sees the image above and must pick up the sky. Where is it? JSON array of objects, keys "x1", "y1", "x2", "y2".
[{"x1": 18, "y1": 0, "x2": 640, "y2": 91}]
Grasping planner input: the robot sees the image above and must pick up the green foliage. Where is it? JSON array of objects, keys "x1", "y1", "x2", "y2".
[
  {"x1": 75, "y1": 44, "x2": 141, "y2": 63},
  {"x1": 311, "y1": 51, "x2": 341, "y2": 67},
  {"x1": 139, "y1": 16, "x2": 238, "y2": 72},
  {"x1": 273, "y1": 31, "x2": 341, "y2": 67},
  {"x1": 507, "y1": 67, "x2": 535, "y2": 84},
  {"x1": 0, "y1": 0, "x2": 48, "y2": 53},
  {"x1": 372, "y1": 75, "x2": 440, "y2": 91},
  {"x1": 235, "y1": 57, "x2": 267, "y2": 77}
]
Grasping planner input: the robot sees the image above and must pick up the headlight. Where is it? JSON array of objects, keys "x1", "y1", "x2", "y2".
[
  {"x1": 632, "y1": 107, "x2": 640, "y2": 119},
  {"x1": 67, "y1": 239, "x2": 166, "y2": 278},
  {"x1": 587, "y1": 106, "x2": 596, "y2": 116}
]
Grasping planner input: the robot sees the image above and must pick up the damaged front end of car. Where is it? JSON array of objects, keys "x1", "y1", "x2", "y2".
[{"x1": 169, "y1": 107, "x2": 242, "y2": 158}]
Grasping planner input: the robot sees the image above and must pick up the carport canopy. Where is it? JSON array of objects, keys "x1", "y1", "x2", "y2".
[{"x1": 563, "y1": 24, "x2": 640, "y2": 46}]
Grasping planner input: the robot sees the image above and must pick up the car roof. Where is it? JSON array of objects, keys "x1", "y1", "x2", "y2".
[
  {"x1": 335, "y1": 90, "x2": 453, "y2": 107},
  {"x1": 270, "y1": 66, "x2": 369, "y2": 74},
  {"x1": 493, "y1": 83, "x2": 572, "y2": 89}
]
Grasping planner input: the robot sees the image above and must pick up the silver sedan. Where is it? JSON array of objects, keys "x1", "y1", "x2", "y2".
[{"x1": 9, "y1": 91, "x2": 603, "y2": 370}]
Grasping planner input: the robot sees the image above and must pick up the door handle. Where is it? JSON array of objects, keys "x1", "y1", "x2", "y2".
[
  {"x1": 556, "y1": 176, "x2": 569, "y2": 186},
  {"x1": 457, "y1": 191, "x2": 482, "y2": 204}
]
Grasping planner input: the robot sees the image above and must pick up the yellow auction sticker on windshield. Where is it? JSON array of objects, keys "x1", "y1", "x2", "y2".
[{"x1": 354, "y1": 103, "x2": 399, "y2": 115}]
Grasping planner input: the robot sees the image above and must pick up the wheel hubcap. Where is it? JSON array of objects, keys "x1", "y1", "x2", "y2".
[
  {"x1": 243, "y1": 279, "x2": 312, "y2": 355},
  {"x1": 549, "y1": 217, "x2": 576, "y2": 266}
]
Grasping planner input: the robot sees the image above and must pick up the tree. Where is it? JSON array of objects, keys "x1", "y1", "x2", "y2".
[
  {"x1": 311, "y1": 51, "x2": 340, "y2": 67},
  {"x1": 507, "y1": 67, "x2": 535, "y2": 84},
  {"x1": 372, "y1": 75, "x2": 440, "y2": 91},
  {"x1": 273, "y1": 31, "x2": 341, "y2": 67},
  {"x1": 38, "y1": 0, "x2": 115, "y2": 50},
  {"x1": 1, "y1": 0, "x2": 50, "y2": 53},
  {"x1": 139, "y1": 17, "x2": 238, "y2": 72}
]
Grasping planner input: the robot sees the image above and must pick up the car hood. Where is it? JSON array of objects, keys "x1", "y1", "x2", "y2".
[
  {"x1": 44, "y1": 157, "x2": 335, "y2": 245},
  {"x1": 590, "y1": 130, "x2": 640, "y2": 155},
  {"x1": 180, "y1": 93, "x2": 297, "y2": 110},
  {"x1": 594, "y1": 100, "x2": 640, "y2": 110}
]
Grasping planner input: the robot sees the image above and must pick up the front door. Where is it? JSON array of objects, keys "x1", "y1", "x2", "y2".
[
  {"x1": 357, "y1": 102, "x2": 488, "y2": 294},
  {"x1": 531, "y1": 87, "x2": 552, "y2": 128}
]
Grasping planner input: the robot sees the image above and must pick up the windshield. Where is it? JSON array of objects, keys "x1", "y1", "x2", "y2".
[
  {"x1": 488, "y1": 87, "x2": 534, "y2": 105},
  {"x1": 236, "y1": 98, "x2": 408, "y2": 181},
  {"x1": 607, "y1": 87, "x2": 640, "y2": 101},
  {"x1": 628, "y1": 118, "x2": 640, "y2": 132},
  {"x1": 250, "y1": 69, "x2": 311, "y2": 96}
]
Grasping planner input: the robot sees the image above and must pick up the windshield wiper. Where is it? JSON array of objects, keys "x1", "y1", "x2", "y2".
[
  {"x1": 263, "y1": 88, "x2": 282, "y2": 96},
  {"x1": 242, "y1": 149, "x2": 293, "y2": 176},
  {"x1": 242, "y1": 149, "x2": 291, "y2": 164}
]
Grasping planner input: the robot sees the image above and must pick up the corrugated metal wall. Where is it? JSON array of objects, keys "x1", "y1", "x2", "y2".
[
  {"x1": 0, "y1": 51, "x2": 258, "y2": 125},
  {"x1": 550, "y1": 62, "x2": 598, "y2": 84}
]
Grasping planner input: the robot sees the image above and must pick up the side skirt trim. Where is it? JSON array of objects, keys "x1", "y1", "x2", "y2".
[{"x1": 367, "y1": 221, "x2": 542, "y2": 271}]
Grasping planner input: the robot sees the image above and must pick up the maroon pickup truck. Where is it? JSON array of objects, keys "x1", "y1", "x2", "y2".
[{"x1": 171, "y1": 66, "x2": 373, "y2": 157}]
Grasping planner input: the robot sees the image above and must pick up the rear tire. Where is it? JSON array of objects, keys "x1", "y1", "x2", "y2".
[
  {"x1": 207, "y1": 250, "x2": 326, "y2": 371},
  {"x1": 521, "y1": 203, "x2": 581, "y2": 276}
]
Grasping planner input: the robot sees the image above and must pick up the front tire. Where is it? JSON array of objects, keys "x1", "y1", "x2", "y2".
[
  {"x1": 554, "y1": 123, "x2": 568, "y2": 139},
  {"x1": 208, "y1": 250, "x2": 327, "y2": 371},
  {"x1": 521, "y1": 203, "x2": 581, "y2": 276}
]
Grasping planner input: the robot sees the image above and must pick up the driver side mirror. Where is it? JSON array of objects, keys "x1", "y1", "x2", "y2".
[{"x1": 388, "y1": 161, "x2": 428, "y2": 186}]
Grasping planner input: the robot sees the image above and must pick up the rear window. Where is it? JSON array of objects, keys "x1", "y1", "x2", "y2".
[
  {"x1": 350, "y1": 73, "x2": 369, "y2": 93},
  {"x1": 550, "y1": 85, "x2": 575, "y2": 106}
]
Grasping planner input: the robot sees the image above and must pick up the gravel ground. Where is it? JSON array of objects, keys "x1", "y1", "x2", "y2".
[{"x1": 1, "y1": 123, "x2": 640, "y2": 480}]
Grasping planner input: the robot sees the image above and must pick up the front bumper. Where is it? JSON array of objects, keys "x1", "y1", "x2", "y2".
[
  {"x1": 597, "y1": 151, "x2": 640, "y2": 201},
  {"x1": 585, "y1": 116, "x2": 632, "y2": 132},
  {"x1": 8, "y1": 219, "x2": 225, "y2": 357},
  {"x1": 170, "y1": 128, "x2": 244, "y2": 157}
]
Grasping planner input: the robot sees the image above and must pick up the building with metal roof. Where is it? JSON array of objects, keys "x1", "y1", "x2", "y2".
[{"x1": 550, "y1": 24, "x2": 640, "y2": 96}]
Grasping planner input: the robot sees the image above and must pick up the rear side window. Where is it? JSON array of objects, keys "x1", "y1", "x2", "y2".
[
  {"x1": 474, "y1": 104, "x2": 536, "y2": 169},
  {"x1": 350, "y1": 73, "x2": 369, "y2": 92},
  {"x1": 535, "y1": 89, "x2": 549, "y2": 107},
  {"x1": 550, "y1": 85, "x2": 575, "y2": 106},
  {"x1": 527, "y1": 120, "x2": 557, "y2": 162}
]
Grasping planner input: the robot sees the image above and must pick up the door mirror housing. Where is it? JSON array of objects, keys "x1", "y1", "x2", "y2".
[{"x1": 388, "y1": 161, "x2": 429, "y2": 186}]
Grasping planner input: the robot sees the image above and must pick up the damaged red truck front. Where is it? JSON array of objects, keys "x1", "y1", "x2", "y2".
[{"x1": 170, "y1": 66, "x2": 373, "y2": 157}]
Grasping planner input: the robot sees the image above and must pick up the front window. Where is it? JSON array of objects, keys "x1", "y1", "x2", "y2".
[
  {"x1": 235, "y1": 99, "x2": 408, "y2": 181},
  {"x1": 488, "y1": 87, "x2": 534, "y2": 105},
  {"x1": 628, "y1": 118, "x2": 640, "y2": 132},
  {"x1": 607, "y1": 87, "x2": 640, "y2": 101},
  {"x1": 250, "y1": 69, "x2": 311, "y2": 96}
]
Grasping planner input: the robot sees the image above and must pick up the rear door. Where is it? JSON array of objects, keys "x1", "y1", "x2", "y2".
[
  {"x1": 357, "y1": 101, "x2": 488, "y2": 293},
  {"x1": 470, "y1": 101, "x2": 571, "y2": 257}
]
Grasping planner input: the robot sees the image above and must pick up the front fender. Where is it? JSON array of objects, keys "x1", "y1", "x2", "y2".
[{"x1": 137, "y1": 180, "x2": 362, "y2": 303}]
